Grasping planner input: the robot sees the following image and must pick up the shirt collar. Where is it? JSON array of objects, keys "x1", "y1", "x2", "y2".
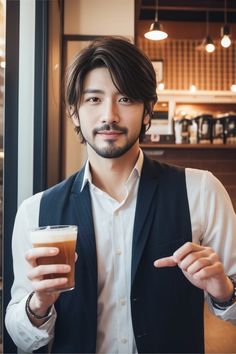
[{"x1": 80, "y1": 148, "x2": 144, "y2": 192}]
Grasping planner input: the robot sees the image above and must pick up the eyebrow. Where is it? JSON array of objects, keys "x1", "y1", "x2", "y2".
[{"x1": 82, "y1": 89, "x2": 105, "y2": 94}]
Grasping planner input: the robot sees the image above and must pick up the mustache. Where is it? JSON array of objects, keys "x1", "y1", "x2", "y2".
[{"x1": 93, "y1": 124, "x2": 128, "y2": 134}]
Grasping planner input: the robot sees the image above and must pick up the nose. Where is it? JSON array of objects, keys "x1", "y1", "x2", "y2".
[{"x1": 101, "y1": 100, "x2": 119, "y2": 124}]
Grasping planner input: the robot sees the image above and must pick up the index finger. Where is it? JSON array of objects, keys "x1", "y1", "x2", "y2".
[
  {"x1": 154, "y1": 256, "x2": 177, "y2": 268},
  {"x1": 25, "y1": 247, "x2": 59, "y2": 267},
  {"x1": 172, "y1": 242, "x2": 205, "y2": 263}
]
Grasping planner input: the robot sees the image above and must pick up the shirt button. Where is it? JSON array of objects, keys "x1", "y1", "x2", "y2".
[
  {"x1": 116, "y1": 250, "x2": 122, "y2": 255},
  {"x1": 121, "y1": 337, "x2": 127, "y2": 344},
  {"x1": 120, "y1": 298, "x2": 126, "y2": 305}
]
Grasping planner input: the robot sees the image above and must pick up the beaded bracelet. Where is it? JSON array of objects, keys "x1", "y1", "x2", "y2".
[
  {"x1": 211, "y1": 276, "x2": 236, "y2": 310},
  {"x1": 26, "y1": 291, "x2": 52, "y2": 320}
]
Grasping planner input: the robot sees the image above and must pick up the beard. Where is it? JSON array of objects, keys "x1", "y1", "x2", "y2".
[
  {"x1": 86, "y1": 138, "x2": 138, "y2": 158},
  {"x1": 81, "y1": 123, "x2": 141, "y2": 158}
]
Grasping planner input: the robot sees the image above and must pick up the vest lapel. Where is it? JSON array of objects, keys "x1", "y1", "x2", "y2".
[
  {"x1": 70, "y1": 170, "x2": 97, "y2": 281},
  {"x1": 131, "y1": 156, "x2": 160, "y2": 284}
]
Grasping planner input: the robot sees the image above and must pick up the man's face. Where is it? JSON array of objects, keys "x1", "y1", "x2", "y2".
[{"x1": 74, "y1": 67, "x2": 149, "y2": 159}]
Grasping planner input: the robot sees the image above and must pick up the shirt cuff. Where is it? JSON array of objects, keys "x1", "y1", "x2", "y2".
[
  {"x1": 8, "y1": 294, "x2": 56, "y2": 352},
  {"x1": 206, "y1": 294, "x2": 236, "y2": 325}
]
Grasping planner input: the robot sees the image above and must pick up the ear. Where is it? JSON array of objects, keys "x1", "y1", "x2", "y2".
[
  {"x1": 143, "y1": 113, "x2": 151, "y2": 126},
  {"x1": 69, "y1": 106, "x2": 80, "y2": 127},
  {"x1": 72, "y1": 114, "x2": 80, "y2": 127}
]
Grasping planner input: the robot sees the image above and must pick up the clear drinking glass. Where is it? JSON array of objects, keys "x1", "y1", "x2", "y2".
[{"x1": 31, "y1": 225, "x2": 78, "y2": 292}]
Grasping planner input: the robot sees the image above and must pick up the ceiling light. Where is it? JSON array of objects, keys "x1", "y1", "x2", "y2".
[
  {"x1": 221, "y1": 0, "x2": 231, "y2": 48},
  {"x1": 205, "y1": 35, "x2": 215, "y2": 53},
  {"x1": 221, "y1": 32, "x2": 231, "y2": 48},
  {"x1": 203, "y1": 11, "x2": 215, "y2": 53},
  {"x1": 144, "y1": 0, "x2": 168, "y2": 41}
]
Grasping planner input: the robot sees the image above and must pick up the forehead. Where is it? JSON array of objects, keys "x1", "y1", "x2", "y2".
[
  {"x1": 83, "y1": 67, "x2": 117, "y2": 90},
  {"x1": 84, "y1": 67, "x2": 110, "y2": 82}
]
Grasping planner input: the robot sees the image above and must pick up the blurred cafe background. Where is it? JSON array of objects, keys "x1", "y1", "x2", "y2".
[{"x1": 1, "y1": 0, "x2": 236, "y2": 352}]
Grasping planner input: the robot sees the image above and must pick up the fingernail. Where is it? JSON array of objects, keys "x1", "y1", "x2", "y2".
[
  {"x1": 63, "y1": 265, "x2": 70, "y2": 271},
  {"x1": 173, "y1": 254, "x2": 178, "y2": 262},
  {"x1": 59, "y1": 277, "x2": 68, "y2": 283},
  {"x1": 48, "y1": 248, "x2": 58, "y2": 254},
  {"x1": 154, "y1": 261, "x2": 158, "y2": 267}
]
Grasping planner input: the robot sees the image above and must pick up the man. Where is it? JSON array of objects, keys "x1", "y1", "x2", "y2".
[{"x1": 5, "y1": 37, "x2": 236, "y2": 354}]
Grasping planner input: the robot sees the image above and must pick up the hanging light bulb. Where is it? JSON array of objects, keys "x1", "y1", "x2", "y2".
[
  {"x1": 144, "y1": 0, "x2": 168, "y2": 41},
  {"x1": 221, "y1": 29, "x2": 231, "y2": 48},
  {"x1": 221, "y1": 0, "x2": 231, "y2": 48},
  {"x1": 203, "y1": 11, "x2": 215, "y2": 53},
  {"x1": 205, "y1": 35, "x2": 215, "y2": 53}
]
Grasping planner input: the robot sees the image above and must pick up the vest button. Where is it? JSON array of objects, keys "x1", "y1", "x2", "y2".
[
  {"x1": 137, "y1": 333, "x2": 147, "y2": 338},
  {"x1": 132, "y1": 297, "x2": 139, "y2": 302}
]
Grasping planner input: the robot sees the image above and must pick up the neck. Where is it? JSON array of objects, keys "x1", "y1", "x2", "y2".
[{"x1": 87, "y1": 144, "x2": 140, "y2": 201}]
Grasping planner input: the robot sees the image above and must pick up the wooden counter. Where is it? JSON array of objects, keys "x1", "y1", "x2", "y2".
[{"x1": 141, "y1": 143, "x2": 236, "y2": 211}]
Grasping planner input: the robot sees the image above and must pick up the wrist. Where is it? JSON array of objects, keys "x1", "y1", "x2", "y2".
[
  {"x1": 26, "y1": 292, "x2": 52, "y2": 320},
  {"x1": 210, "y1": 276, "x2": 236, "y2": 309}
]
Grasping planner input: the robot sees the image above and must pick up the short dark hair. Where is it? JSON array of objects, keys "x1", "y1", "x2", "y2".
[{"x1": 65, "y1": 36, "x2": 157, "y2": 142}]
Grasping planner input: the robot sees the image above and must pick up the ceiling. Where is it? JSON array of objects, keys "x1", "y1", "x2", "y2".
[{"x1": 138, "y1": 0, "x2": 236, "y2": 23}]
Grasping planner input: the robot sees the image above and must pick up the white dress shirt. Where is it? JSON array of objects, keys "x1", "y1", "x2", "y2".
[{"x1": 5, "y1": 150, "x2": 236, "y2": 353}]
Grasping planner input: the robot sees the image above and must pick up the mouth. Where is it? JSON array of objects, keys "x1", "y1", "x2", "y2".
[
  {"x1": 96, "y1": 130, "x2": 123, "y2": 140},
  {"x1": 94, "y1": 124, "x2": 127, "y2": 140}
]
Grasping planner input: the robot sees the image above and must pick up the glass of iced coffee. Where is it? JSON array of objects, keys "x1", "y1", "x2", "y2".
[{"x1": 30, "y1": 225, "x2": 78, "y2": 292}]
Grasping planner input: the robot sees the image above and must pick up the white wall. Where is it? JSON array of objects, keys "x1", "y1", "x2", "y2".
[
  {"x1": 64, "y1": 0, "x2": 134, "y2": 38},
  {"x1": 62, "y1": 0, "x2": 135, "y2": 177}
]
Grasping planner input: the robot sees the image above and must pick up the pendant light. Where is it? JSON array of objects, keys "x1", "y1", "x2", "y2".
[
  {"x1": 204, "y1": 11, "x2": 215, "y2": 53},
  {"x1": 144, "y1": 0, "x2": 168, "y2": 41},
  {"x1": 205, "y1": 35, "x2": 215, "y2": 53},
  {"x1": 221, "y1": 0, "x2": 231, "y2": 48}
]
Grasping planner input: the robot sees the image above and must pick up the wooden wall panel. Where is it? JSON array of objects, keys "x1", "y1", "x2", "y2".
[{"x1": 137, "y1": 38, "x2": 236, "y2": 91}]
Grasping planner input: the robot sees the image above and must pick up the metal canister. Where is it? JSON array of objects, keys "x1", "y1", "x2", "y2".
[
  {"x1": 212, "y1": 117, "x2": 225, "y2": 144},
  {"x1": 225, "y1": 115, "x2": 236, "y2": 144},
  {"x1": 197, "y1": 114, "x2": 213, "y2": 144}
]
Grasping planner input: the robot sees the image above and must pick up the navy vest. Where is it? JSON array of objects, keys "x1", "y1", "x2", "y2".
[{"x1": 37, "y1": 156, "x2": 204, "y2": 353}]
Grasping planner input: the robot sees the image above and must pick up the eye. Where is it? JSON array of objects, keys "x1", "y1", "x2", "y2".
[
  {"x1": 119, "y1": 97, "x2": 133, "y2": 104},
  {"x1": 85, "y1": 97, "x2": 100, "y2": 104}
]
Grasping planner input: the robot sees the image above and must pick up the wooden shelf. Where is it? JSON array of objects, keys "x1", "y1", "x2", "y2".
[
  {"x1": 141, "y1": 144, "x2": 236, "y2": 150},
  {"x1": 141, "y1": 143, "x2": 236, "y2": 211}
]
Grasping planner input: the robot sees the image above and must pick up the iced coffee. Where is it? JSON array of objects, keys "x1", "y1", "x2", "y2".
[{"x1": 31, "y1": 225, "x2": 78, "y2": 291}]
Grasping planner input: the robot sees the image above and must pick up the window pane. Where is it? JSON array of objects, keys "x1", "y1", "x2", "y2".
[{"x1": 0, "y1": 0, "x2": 6, "y2": 348}]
